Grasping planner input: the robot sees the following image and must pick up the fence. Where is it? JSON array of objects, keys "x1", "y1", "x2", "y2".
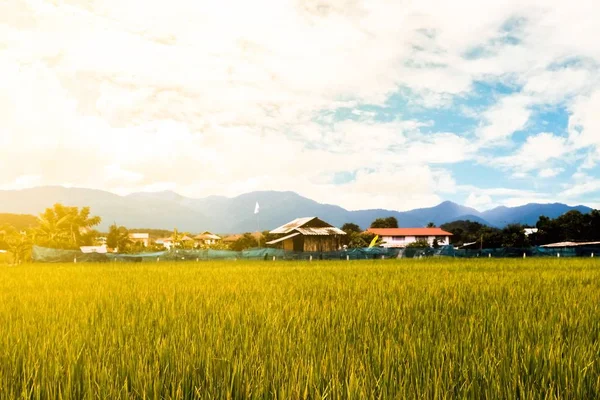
[
  {"x1": 29, "y1": 245, "x2": 600, "y2": 263},
  {"x1": 31, "y1": 246, "x2": 401, "y2": 263}
]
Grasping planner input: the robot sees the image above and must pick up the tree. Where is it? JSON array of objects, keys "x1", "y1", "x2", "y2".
[
  {"x1": 229, "y1": 233, "x2": 259, "y2": 251},
  {"x1": 370, "y1": 217, "x2": 398, "y2": 229},
  {"x1": 35, "y1": 204, "x2": 101, "y2": 249},
  {"x1": 340, "y1": 223, "x2": 368, "y2": 248},
  {"x1": 341, "y1": 223, "x2": 362, "y2": 234},
  {"x1": 501, "y1": 224, "x2": 530, "y2": 248},
  {"x1": 261, "y1": 231, "x2": 275, "y2": 246},
  {"x1": 427, "y1": 222, "x2": 436, "y2": 228},
  {"x1": 432, "y1": 238, "x2": 440, "y2": 249},
  {"x1": 106, "y1": 224, "x2": 132, "y2": 252},
  {"x1": 0, "y1": 225, "x2": 32, "y2": 264},
  {"x1": 406, "y1": 239, "x2": 430, "y2": 248}
]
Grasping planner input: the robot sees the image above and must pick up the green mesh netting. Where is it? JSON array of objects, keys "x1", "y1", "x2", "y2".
[
  {"x1": 30, "y1": 245, "x2": 600, "y2": 263},
  {"x1": 32, "y1": 246, "x2": 109, "y2": 263}
]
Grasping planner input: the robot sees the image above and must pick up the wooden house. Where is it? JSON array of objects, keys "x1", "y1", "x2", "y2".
[{"x1": 267, "y1": 217, "x2": 346, "y2": 252}]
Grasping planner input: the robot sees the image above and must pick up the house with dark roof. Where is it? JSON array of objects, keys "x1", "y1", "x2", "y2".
[
  {"x1": 267, "y1": 217, "x2": 346, "y2": 252},
  {"x1": 367, "y1": 228, "x2": 453, "y2": 248},
  {"x1": 194, "y1": 232, "x2": 222, "y2": 246}
]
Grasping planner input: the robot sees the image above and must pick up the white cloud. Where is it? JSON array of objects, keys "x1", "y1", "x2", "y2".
[
  {"x1": 560, "y1": 179, "x2": 600, "y2": 198},
  {"x1": 568, "y1": 91, "x2": 600, "y2": 166},
  {"x1": 494, "y1": 132, "x2": 568, "y2": 172},
  {"x1": 465, "y1": 193, "x2": 494, "y2": 210},
  {"x1": 2, "y1": 0, "x2": 600, "y2": 210},
  {"x1": 538, "y1": 168, "x2": 563, "y2": 178},
  {"x1": 477, "y1": 95, "x2": 533, "y2": 144}
]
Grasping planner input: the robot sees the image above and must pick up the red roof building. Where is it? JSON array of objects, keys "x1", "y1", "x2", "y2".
[{"x1": 367, "y1": 228, "x2": 453, "y2": 248}]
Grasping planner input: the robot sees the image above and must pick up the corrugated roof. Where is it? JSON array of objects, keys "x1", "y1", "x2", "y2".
[
  {"x1": 296, "y1": 227, "x2": 346, "y2": 236},
  {"x1": 129, "y1": 233, "x2": 149, "y2": 239},
  {"x1": 266, "y1": 232, "x2": 300, "y2": 245},
  {"x1": 367, "y1": 228, "x2": 453, "y2": 236},
  {"x1": 194, "y1": 232, "x2": 221, "y2": 240},
  {"x1": 270, "y1": 217, "x2": 318, "y2": 234},
  {"x1": 80, "y1": 245, "x2": 107, "y2": 254},
  {"x1": 541, "y1": 241, "x2": 600, "y2": 248}
]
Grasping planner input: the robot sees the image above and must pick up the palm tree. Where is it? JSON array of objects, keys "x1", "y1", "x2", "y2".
[
  {"x1": 35, "y1": 204, "x2": 102, "y2": 249},
  {"x1": 0, "y1": 225, "x2": 32, "y2": 264},
  {"x1": 107, "y1": 224, "x2": 132, "y2": 253}
]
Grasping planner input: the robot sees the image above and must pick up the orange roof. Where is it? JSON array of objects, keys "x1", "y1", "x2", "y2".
[{"x1": 367, "y1": 228, "x2": 453, "y2": 236}]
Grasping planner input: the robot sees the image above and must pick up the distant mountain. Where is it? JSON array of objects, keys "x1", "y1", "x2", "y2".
[
  {"x1": 481, "y1": 203, "x2": 593, "y2": 227},
  {"x1": 0, "y1": 213, "x2": 38, "y2": 230},
  {"x1": 0, "y1": 187, "x2": 593, "y2": 233},
  {"x1": 0, "y1": 187, "x2": 212, "y2": 232}
]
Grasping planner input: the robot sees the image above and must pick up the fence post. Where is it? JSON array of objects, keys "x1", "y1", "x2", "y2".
[
  {"x1": 157, "y1": 257, "x2": 160, "y2": 262},
  {"x1": 74, "y1": 257, "x2": 77, "y2": 263},
  {"x1": 309, "y1": 255, "x2": 313, "y2": 262},
  {"x1": 381, "y1": 255, "x2": 385, "y2": 260},
  {"x1": 592, "y1": 253, "x2": 594, "y2": 258},
  {"x1": 557, "y1": 253, "x2": 560, "y2": 258},
  {"x1": 346, "y1": 255, "x2": 350, "y2": 261},
  {"x1": 488, "y1": 253, "x2": 491, "y2": 258},
  {"x1": 272, "y1": 256, "x2": 276, "y2": 261}
]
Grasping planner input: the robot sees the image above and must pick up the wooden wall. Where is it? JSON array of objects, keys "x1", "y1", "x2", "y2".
[{"x1": 303, "y1": 235, "x2": 342, "y2": 252}]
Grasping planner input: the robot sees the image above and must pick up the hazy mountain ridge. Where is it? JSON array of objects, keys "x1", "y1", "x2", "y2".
[{"x1": 0, "y1": 187, "x2": 593, "y2": 233}]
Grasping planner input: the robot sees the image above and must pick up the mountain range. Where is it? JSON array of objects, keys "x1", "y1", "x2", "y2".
[{"x1": 0, "y1": 186, "x2": 593, "y2": 233}]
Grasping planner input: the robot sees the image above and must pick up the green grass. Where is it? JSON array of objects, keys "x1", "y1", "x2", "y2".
[{"x1": 0, "y1": 259, "x2": 599, "y2": 399}]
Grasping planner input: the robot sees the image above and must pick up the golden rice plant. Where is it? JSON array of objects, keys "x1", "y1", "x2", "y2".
[{"x1": 0, "y1": 259, "x2": 598, "y2": 399}]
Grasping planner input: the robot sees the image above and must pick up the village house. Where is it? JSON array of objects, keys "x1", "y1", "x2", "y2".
[
  {"x1": 267, "y1": 217, "x2": 346, "y2": 252},
  {"x1": 156, "y1": 235, "x2": 194, "y2": 250},
  {"x1": 194, "y1": 232, "x2": 222, "y2": 246},
  {"x1": 129, "y1": 233, "x2": 149, "y2": 247},
  {"x1": 367, "y1": 228, "x2": 453, "y2": 248}
]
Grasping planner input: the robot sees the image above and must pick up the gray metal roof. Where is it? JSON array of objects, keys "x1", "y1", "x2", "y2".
[
  {"x1": 270, "y1": 217, "x2": 319, "y2": 234},
  {"x1": 296, "y1": 227, "x2": 346, "y2": 236},
  {"x1": 541, "y1": 241, "x2": 600, "y2": 248},
  {"x1": 270, "y1": 217, "x2": 346, "y2": 235},
  {"x1": 266, "y1": 232, "x2": 300, "y2": 245}
]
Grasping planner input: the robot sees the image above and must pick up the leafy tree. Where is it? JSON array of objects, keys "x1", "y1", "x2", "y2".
[
  {"x1": 340, "y1": 223, "x2": 369, "y2": 248},
  {"x1": 258, "y1": 231, "x2": 278, "y2": 247},
  {"x1": 406, "y1": 239, "x2": 430, "y2": 248},
  {"x1": 501, "y1": 224, "x2": 530, "y2": 248},
  {"x1": 370, "y1": 217, "x2": 399, "y2": 229},
  {"x1": 348, "y1": 233, "x2": 369, "y2": 248},
  {"x1": 229, "y1": 233, "x2": 259, "y2": 251},
  {"x1": 106, "y1": 224, "x2": 132, "y2": 252},
  {"x1": 341, "y1": 223, "x2": 362, "y2": 234},
  {"x1": 0, "y1": 225, "x2": 32, "y2": 264},
  {"x1": 432, "y1": 238, "x2": 440, "y2": 249},
  {"x1": 533, "y1": 210, "x2": 600, "y2": 245},
  {"x1": 427, "y1": 222, "x2": 436, "y2": 228},
  {"x1": 35, "y1": 204, "x2": 101, "y2": 249}
]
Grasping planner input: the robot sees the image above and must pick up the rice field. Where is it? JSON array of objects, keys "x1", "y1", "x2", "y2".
[{"x1": 0, "y1": 259, "x2": 599, "y2": 399}]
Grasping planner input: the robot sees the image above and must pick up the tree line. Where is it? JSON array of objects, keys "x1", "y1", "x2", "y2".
[
  {"x1": 440, "y1": 209, "x2": 600, "y2": 248},
  {"x1": 0, "y1": 203, "x2": 290, "y2": 263}
]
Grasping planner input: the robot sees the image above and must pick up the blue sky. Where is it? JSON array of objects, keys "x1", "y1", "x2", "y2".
[{"x1": 1, "y1": 0, "x2": 599, "y2": 211}]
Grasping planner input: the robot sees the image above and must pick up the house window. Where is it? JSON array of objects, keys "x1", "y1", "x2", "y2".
[{"x1": 392, "y1": 236, "x2": 405, "y2": 240}]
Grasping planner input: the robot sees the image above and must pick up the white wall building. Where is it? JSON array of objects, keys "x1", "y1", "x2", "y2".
[
  {"x1": 129, "y1": 233, "x2": 150, "y2": 247},
  {"x1": 367, "y1": 228, "x2": 453, "y2": 248}
]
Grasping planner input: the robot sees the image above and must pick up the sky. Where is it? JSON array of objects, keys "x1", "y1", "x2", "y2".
[{"x1": 1, "y1": 0, "x2": 600, "y2": 211}]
